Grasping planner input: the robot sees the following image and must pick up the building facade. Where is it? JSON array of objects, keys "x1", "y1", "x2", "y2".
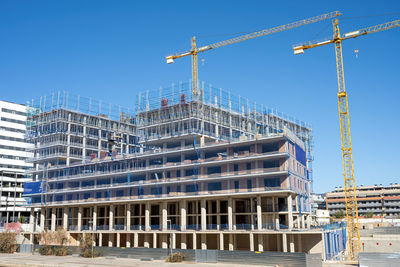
[
  {"x1": 23, "y1": 85, "x2": 332, "y2": 253},
  {"x1": 327, "y1": 184, "x2": 400, "y2": 217},
  {"x1": 0, "y1": 100, "x2": 33, "y2": 223}
]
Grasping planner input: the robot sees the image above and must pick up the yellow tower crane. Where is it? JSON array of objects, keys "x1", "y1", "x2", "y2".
[
  {"x1": 166, "y1": 11, "x2": 341, "y2": 95},
  {"x1": 293, "y1": 18, "x2": 400, "y2": 260}
]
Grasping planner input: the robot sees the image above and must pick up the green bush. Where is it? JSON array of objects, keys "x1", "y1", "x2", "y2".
[
  {"x1": 166, "y1": 252, "x2": 184, "y2": 262},
  {"x1": 54, "y1": 247, "x2": 68, "y2": 256},
  {"x1": 0, "y1": 232, "x2": 18, "y2": 253},
  {"x1": 79, "y1": 233, "x2": 100, "y2": 258},
  {"x1": 81, "y1": 248, "x2": 100, "y2": 258},
  {"x1": 17, "y1": 216, "x2": 27, "y2": 223},
  {"x1": 39, "y1": 245, "x2": 54, "y2": 255}
]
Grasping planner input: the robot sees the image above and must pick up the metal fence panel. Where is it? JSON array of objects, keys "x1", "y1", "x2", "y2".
[
  {"x1": 18, "y1": 244, "x2": 32, "y2": 254},
  {"x1": 359, "y1": 252, "x2": 400, "y2": 267},
  {"x1": 195, "y1": 249, "x2": 217, "y2": 263}
]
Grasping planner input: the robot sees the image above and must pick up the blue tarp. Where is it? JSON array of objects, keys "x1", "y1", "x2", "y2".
[
  {"x1": 295, "y1": 144, "x2": 307, "y2": 166},
  {"x1": 23, "y1": 181, "x2": 42, "y2": 195}
]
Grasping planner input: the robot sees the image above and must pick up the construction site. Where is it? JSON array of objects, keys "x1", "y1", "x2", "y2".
[{"x1": 5, "y1": 6, "x2": 397, "y2": 267}]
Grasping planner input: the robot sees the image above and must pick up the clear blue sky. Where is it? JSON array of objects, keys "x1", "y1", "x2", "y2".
[{"x1": 1, "y1": 0, "x2": 399, "y2": 193}]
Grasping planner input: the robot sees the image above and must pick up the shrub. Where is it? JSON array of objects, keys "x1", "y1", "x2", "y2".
[
  {"x1": 17, "y1": 216, "x2": 27, "y2": 223},
  {"x1": 166, "y1": 252, "x2": 184, "y2": 262},
  {"x1": 39, "y1": 245, "x2": 54, "y2": 256},
  {"x1": 81, "y1": 248, "x2": 100, "y2": 258},
  {"x1": 0, "y1": 232, "x2": 18, "y2": 253},
  {"x1": 79, "y1": 233, "x2": 100, "y2": 258},
  {"x1": 54, "y1": 247, "x2": 68, "y2": 256}
]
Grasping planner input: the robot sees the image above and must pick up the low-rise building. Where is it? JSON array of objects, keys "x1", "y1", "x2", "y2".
[{"x1": 326, "y1": 184, "x2": 400, "y2": 217}]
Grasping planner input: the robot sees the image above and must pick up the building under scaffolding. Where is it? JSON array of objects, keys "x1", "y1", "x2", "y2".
[{"x1": 21, "y1": 82, "x2": 345, "y2": 259}]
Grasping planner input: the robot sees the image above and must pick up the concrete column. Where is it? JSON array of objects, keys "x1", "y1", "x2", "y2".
[
  {"x1": 162, "y1": 202, "x2": 168, "y2": 231},
  {"x1": 289, "y1": 234, "x2": 295, "y2": 252},
  {"x1": 144, "y1": 234, "x2": 150, "y2": 248},
  {"x1": 116, "y1": 233, "x2": 120, "y2": 247},
  {"x1": 51, "y1": 208, "x2": 56, "y2": 231},
  {"x1": 29, "y1": 208, "x2": 34, "y2": 232},
  {"x1": 109, "y1": 205, "x2": 114, "y2": 230},
  {"x1": 108, "y1": 233, "x2": 113, "y2": 247},
  {"x1": 77, "y1": 207, "x2": 82, "y2": 231},
  {"x1": 301, "y1": 215, "x2": 305, "y2": 229},
  {"x1": 63, "y1": 207, "x2": 68, "y2": 230},
  {"x1": 181, "y1": 234, "x2": 187, "y2": 249},
  {"x1": 219, "y1": 233, "x2": 224, "y2": 250},
  {"x1": 180, "y1": 200, "x2": 186, "y2": 231},
  {"x1": 297, "y1": 234, "x2": 302, "y2": 252},
  {"x1": 93, "y1": 206, "x2": 97, "y2": 231},
  {"x1": 228, "y1": 234, "x2": 233, "y2": 251},
  {"x1": 126, "y1": 234, "x2": 131, "y2": 248},
  {"x1": 257, "y1": 196, "x2": 262, "y2": 230},
  {"x1": 216, "y1": 200, "x2": 221, "y2": 229},
  {"x1": 192, "y1": 233, "x2": 197, "y2": 250},
  {"x1": 275, "y1": 217, "x2": 280, "y2": 230},
  {"x1": 201, "y1": 234, "x2": 207, "y2": 250},
  {"x1": 40, "y1": 208, "x2": 45, "y2": 231},
  {"x1": 145, "y1": 203, "x2": 150, "y2": 231},
  {"x1": 126, "y1": 204, "x2": 131, "y2": 231},
  {"x1": 228, "y1": 198, "x2": 233, "y2": 231},
  {"x1": 282, "y1": 233, "x2": 287, "y2": 252},
  {"x1": 306, "y1": 215, "x2": 311, "y2": 229},
  {"x1": 249, "y1": 233, "x2": 254, "y2": 251},
  {"x1": 258, "y1": 234, "x2": 264, "y2": 252},
  {"x1": 201, "y1": 199, "x2": 206, "y2": 231},
  {"x1": 99, "y1": 233, "x2": 102, "y2": 247},
  {"x1": 162, "y1": 234, "x2": 168, "y2": 249},
  {"x1": 153, "y1": 233, "x2": 157, "y2": 248},
  {"x1": 134, "y1": 233, "x2": 139, "y2": 248},
  {"x1": 172, "y1": 233, "x2": 176, "y2": 249},
  {"x1": 287, "y1": 195, "x2": 293, "y2": 230}
]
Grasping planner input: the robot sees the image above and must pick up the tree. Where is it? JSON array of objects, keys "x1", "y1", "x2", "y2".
[
  {"x1": 365, "y1": 212, "x2": 374, "y2": 218},
  {"x1": 332, "y1": 210, "x2": 346, "y2": 219}
]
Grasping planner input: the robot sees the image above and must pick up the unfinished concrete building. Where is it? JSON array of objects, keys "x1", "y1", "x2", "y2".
[{"x1": 23, "y1": 83, "x2": 344, "y2": 258}]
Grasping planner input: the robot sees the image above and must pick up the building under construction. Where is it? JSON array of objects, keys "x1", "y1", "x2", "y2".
[{"x1": 23, "y1": 83, "x2": 345, "y2": 259}]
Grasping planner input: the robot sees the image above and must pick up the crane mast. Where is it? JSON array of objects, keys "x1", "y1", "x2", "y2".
[
  {"x1": 293, "y1": 17, "x2": 400, "y2": 260},
  {"x1": 333, "y1": 19, "x2": 361, "y2": 260}
]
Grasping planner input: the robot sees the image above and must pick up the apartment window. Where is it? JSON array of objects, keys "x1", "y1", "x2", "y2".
[
  {"x1": 55, "y1": 195, "x2": 63, "y2": 202},
  {"x1": 264, "y1": 178, "x2": 281, "y2": 188},
  {"x1": 1, "y1": 108, "x2": 27, "y2": 116},
  {"x1": 0, "y1": 145, "x2": 25, "y2": 151},
  {"x1": 208, "y1": 182, "x2": 222, "y2": 191},
  {"x1": 247, "y1": 180, "x2": 252, "y2": 190},
  {"x1": 207, "y1": 166, "x2": 221, "y2": 175},
  {"x1": 67, "y1": 194, "x2": 73, "y2": 201},
  {"x1": 246, "y1": 162, "x2": 251, "y2": 170},
  {"x1": 185, "y1": 169, "x2": 194, "y2": 177},
  {"x1": 150, "y1": 187, "x2": 162, "y2": 195},
  {"x1": 96, "y1": 192, "x2": 102, "y2": 199},
  {"x1": 185, "y1": 184, "x2": 198, "y2": 193},
  {"x1": 116, "y1": 190, "x2": 124, "y2": 197},
  {"x1": 234, "y1": 164, "x2": 238, "y2": 172},
  {"x1": 1, "y1": 117, "x2": 25, "y2": 125},
  {"x1": 0, "y1": 126, "x2": 25, "y2": 133},
  {"x1": 83, "y1": 193, "x2": 91, "y2": 199},
  {"x1": 234, "y1": 181, "x2": 239, "y2": 191},
  {"x1": 0, "y1": 135, "x2": 25, "y2": 143}
]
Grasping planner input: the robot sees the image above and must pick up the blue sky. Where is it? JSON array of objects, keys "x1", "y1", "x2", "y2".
[{"x1": 0, "y1": 0, "x2": 399, "y2": 193}]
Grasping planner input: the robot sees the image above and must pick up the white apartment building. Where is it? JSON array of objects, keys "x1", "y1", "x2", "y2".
[{"x1": 0, "y1": 100, "x2": 33, "y2": 223}]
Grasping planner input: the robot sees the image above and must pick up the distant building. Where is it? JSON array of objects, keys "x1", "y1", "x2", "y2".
[
  {"x1": 326, "y1": 184, "x2": 400, "y2": 217},
  {"x1": 311, "y1": 193, "x2": 326, "y2": 212},
  {"x1": 0, "y1": 100, "x2": 33, "y2": 223}
]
